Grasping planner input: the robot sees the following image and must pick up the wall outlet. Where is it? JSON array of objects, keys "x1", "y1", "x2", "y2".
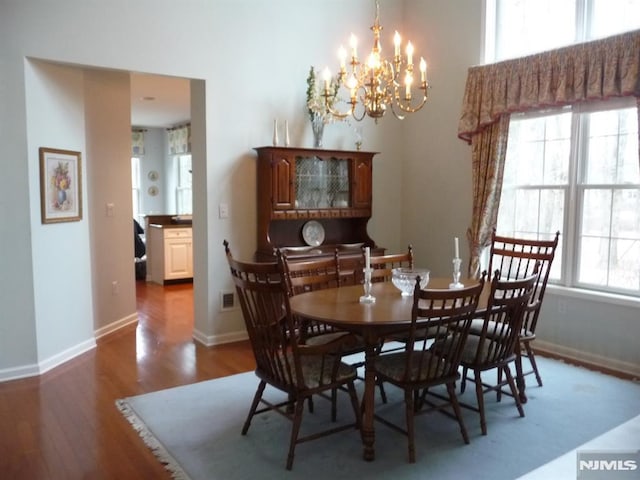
[
  {"x1": 219, "y1": 203, "x2": 229, "y2": 219},
  {"x1": 111, "y1": 281, "x2": 119, "y2": 295}
]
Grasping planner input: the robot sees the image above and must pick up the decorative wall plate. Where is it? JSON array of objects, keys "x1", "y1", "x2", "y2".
[
  {"x1": 302, "y1": 220, "x2": 325, "y2": 246},
  {"x1": 148, "y1": 186, "x2": 159, "y2": 196}
]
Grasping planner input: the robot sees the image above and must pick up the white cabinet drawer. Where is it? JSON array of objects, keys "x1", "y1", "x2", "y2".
[{"x1": 164, "y1": 228, "x2": 192, "y2": 239}]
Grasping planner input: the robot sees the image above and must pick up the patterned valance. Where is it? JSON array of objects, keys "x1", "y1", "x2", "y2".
[
  {"x1": 168, "y1": 124, "x2": 191, "y2": 155},
  {"x1": 131, "y1": 129, "x2": 145, "y2": 156},
  {"x1": 458, "y1": 29, "x2": 640, "y2": 143}
]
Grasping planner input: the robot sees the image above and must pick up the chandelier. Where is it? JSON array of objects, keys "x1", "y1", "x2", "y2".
[{"x1": 321, "y1": 0, "x2": 429, "y2": 122}]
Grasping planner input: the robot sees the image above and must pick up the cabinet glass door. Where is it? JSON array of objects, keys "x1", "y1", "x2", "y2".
[{"x1": 295, "y1": 156, "x2": 349, "y2": 208}]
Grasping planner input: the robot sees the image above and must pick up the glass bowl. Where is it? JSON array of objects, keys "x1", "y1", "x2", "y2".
[{"x1": 391, "y1": 267, "x2": 430, "y2": 296}]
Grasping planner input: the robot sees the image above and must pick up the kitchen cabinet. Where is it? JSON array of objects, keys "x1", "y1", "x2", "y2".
[{"x1": 147, "y1": 225, "x2": 193, "y2": 284}]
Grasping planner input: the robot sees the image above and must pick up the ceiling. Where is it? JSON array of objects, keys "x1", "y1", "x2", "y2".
[{"x1": 130, "y1": 73, "x2": 191, "y2": 128}]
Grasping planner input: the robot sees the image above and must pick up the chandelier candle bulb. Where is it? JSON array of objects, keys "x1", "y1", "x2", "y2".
[
  {"x1": 394, "y1": 31, "x2": 401, "y2": 57},
  {"x1": 420, "y1": 58, "x2": 427, "y2": 83},
  {"x1": 338, "y1": 46, "x2": 347, "y2": 70},
  {"x1": 350, "y1": 33, "x2": 358, "y2": 59},
  {"x1": 454, "y1": 237, "x2": 460, "y2": 259},
  {"x1": 406, "y1": 41, "x2": 414, "y2": 65}
]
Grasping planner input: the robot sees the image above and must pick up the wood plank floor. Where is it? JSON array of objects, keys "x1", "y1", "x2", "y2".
[{"x1": 0, "y1": 281, "x2": 255, "y2": 479}]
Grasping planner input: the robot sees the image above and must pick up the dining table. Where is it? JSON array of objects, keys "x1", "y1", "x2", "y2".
[{"x1": 289, "y1": 277, "x2": 499, "y2": 461}]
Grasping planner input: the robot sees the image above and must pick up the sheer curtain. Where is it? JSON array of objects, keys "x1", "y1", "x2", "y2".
[{"x1": 458, "y1": 29, "x2": 640, "y2": 277}]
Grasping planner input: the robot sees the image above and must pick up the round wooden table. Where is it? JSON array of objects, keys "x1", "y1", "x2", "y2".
[{"x1": 289, "y1": 278, "x2": 488, "y2": 461}]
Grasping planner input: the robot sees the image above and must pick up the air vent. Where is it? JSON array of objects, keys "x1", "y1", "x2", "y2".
[{"x1": 220, "y1": 291, "x2": 236, "y2": 311}]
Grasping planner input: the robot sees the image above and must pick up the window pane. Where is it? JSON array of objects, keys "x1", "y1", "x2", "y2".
[
  {"x1": 505, "y1": 113, "x2": 571, "y2": 186},
  {"x1": 578, "y1": 236, "x2": 609, "y2": 286},
  {"x1": 582, "y1": 189, "x2": 612, "y2": 236},
  {"x1": 495, "y1": 0, "x2": 576, "y2": 61},
  {"x1": 607, "y1": 238, "x2": 640, "y2": 291},
  {"x1": 583, "y1": 109, "x2": 640, "y2": 184},
  {"x1": 590, "y1": 0, "x2": 640, "y2": 40}
]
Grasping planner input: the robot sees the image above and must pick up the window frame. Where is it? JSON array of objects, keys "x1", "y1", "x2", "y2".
[{"x1": 498, "y1": 98, "x2": 639, "y2": 298}]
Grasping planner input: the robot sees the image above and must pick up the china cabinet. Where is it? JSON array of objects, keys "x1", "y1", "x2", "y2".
[{"x1": 254, "y1": 146, "x2": 383, "y2": 261}]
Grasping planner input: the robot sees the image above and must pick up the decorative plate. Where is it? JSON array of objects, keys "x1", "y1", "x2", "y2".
[{"x1": 302, "y1": 220, "x2": 325, "y2": 246}]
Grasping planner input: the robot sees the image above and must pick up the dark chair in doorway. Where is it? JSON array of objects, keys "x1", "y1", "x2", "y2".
[{"x1": 134, "y1": 219, "x2": 146, "y2": 280}]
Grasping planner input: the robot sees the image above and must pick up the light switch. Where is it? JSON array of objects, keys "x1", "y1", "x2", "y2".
[
  {"x1": 106, "y1": 203, "x2": 115, "y2": 217},
  {"x1": 219, "y1": 203, "x2": 229, "y2": 219}
]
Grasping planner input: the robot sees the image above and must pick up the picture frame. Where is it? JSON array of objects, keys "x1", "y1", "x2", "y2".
[{"x1": 39, "y1": 147, "x2": 83, "y2": 224}]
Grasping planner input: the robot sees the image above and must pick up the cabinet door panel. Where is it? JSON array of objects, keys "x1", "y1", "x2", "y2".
[
  {"x1": 165, "y1": 239, "x2": 193, "y2": 279},
  {"x1": 272, "y1": 154, "x2": 294, "y2": 209},
  {"x1": 352, "y1": 158, "x2": 372, "y2": 208}
]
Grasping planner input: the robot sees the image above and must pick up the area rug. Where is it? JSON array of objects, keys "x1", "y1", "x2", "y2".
[{"x1": 116, "y1": 356, "x2": 640, "y2": 480}]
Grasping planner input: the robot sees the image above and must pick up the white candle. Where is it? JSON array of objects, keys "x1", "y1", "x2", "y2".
[
  {"x1": 272, "y1": 119, "x2": 278, "y2": 146},
  {"x1": 365, "y1": 246, "x2": 370, "y2": 270},
  {"x1": 454, "y1": 237, "x2": 460, "y2": 259},
  {"x1": 284, "y1": 120, "x2": 290, "y2": 147}
]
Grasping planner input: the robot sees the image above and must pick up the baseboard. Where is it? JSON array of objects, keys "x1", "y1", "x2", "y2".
[
  {"x1": 192, "y1": 328, "x2": 248, "y2": 347},
  {"x1": 534, "y1": 340, "x2": 640, "y2": 380},
  {"x1": 94, "y1": 313, "x2": 138, "y2": 340},
  {"x1": 0, "y1": 363, "x2": 40, "y2": 383},
  {"x1": 38, "y1": 338, "x2": 97, "y2": 376},
  {"x1": 0, "y1": 313, "x2": 139, "y2": 383}
]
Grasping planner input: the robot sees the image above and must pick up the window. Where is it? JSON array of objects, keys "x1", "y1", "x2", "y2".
[
  {"x1": 131, "y1": 156, "x2": 142, "y2": 223},
  {"x1": 486, "y1": 0, "x2": 640, "y2": 63},
  {"x1": 490, "y1": 1, "x2": 640, "y2": 297},
  {"x1": 175, "y1": 154, "x2": 192, "y2": 215},
  {"x1": 498, "y1": 102, "x2": 640, "y2": 295}
]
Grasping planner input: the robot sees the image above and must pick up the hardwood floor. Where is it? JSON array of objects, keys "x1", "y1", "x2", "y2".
[{"x1": 0, "y1": 281, "x2": 255, "y2": 479}]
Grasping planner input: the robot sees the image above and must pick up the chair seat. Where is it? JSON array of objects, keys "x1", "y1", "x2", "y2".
[
  {"x1": 374, "y1": 351, "x2": 453, "y2": 383},
  {"x1": 468, "y1": 318, "x2": 534, "y2": 339},
  {"x1": 286, "y1": 352, "x2": 358, "y2": 388},
  {"x1": 431, "y1": 335, "x2": 503, "y2": 366},
  {"x1": 386, "y1": 325, "x2": 445, "y2": 343},
  {"x1": 304, "y1": 331, "x2": 366, "y2": 354}
]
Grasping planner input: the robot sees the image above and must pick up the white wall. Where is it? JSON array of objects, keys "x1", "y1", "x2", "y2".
[
  {"x1": 85, "y1": 69, "x2": 138, "y2": 334},
  {"x1": 0, "y1": 0, "x2": 638, "y2": 381},
  {"x1": 25, "y1": 61, "x2": 96, "y2": 373},
  {"x1": 138, "y1": 128, "x2": 166, "y2": 216}
]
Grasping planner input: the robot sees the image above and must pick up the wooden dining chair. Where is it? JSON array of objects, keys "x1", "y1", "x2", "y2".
[
  {"x1": 372, "y1": 276, "x2": 485, "y2": 463},
  {"x1": 474, "y1": 230, "x2": 559, "y2": 393},
  {"x1": 456, "y1": 269, "x2": 538, "y2": 435},
  {"x1": 280, "y1": 249, "x2": 369, "y2": 419},
  {"x1": 369, "y1": 245, "x2": 414, "y2": 283},
  {"x1": 224, "y1": 241, "x2": 362, "y2": 470}
]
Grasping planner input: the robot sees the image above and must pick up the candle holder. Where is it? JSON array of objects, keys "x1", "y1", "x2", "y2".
[
  {"x1": 359, "y1": 268, "x2": 376, "y2": 303},
  {"x1": 449, "y1": 257, "x2": 464, "y2": 289}
]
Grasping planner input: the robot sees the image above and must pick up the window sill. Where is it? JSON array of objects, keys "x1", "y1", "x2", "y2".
[{"x1": 546, "y1": 284, "x2": 640, "y2": 309}]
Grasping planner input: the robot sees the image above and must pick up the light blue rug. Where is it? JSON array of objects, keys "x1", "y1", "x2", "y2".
[{"x1": 116, "y1": 356, "x2": 640, "y2": 480}]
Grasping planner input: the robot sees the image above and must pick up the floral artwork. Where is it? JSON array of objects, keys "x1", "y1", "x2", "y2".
[
  {"x1": 39, "y1": 147, "x2": 82, "y2": 223},
  {"x1": 51, "y1": 161, "x2": 72, "y2": 209}
]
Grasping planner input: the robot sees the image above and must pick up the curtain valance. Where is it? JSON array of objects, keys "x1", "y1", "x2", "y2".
[
  {"x1": 131, "y1": 129, "x2": 145, "y2": 156},
  {"x1": 168, "y1": 124, "x2": 191, "y2": 155},
  {"x1": 458, "y1": 29, "x2": 640, "y2": 143}
]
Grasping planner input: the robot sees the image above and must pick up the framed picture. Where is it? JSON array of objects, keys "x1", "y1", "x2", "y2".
[{"x1": 39, "y1": 147, "x2": 83, "y2": 224}]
